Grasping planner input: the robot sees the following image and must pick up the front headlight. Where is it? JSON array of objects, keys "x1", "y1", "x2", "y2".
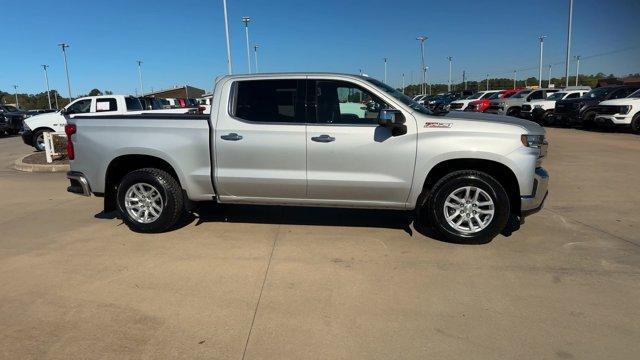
[
  {"x1": 521, "y1": 134, "x2": 545, "y2": 148},
  {"x1": 619, "y1": 105, "x2": 631, "y2": 115}
]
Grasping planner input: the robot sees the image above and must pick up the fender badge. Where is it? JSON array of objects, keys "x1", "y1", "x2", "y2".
[{"x1": 424, "y1": 122, "x2": 452, "y2": 128}]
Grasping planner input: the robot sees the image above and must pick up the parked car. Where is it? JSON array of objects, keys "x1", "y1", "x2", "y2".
[
  {"x1": 552, "y1": 85, "x2": 640, "y2": 127},
  {"x1": 528, "y1": 87, "x2": 590, "y2": 124},
  {"x1": 449, "y1": 90, "x2": 500, "y2": 111},
  {"x1": 594, "y1": 88, "x2": 640, "y2": 133},
  {"x1": 65, "y1": 73, "x2": 549, "y2": 244},
  {"x1": 486, "y1": 88, "x2": 560, "y2": 118},
  {"x1": 465, "y1": 89, "x2": 521, "y2": 113},
  {"x1": 22, "y1": 95, "x2": 196, "y2": 151},
  {"x1": 0, "y1": 105, "x2": 30, "y2": 135}
]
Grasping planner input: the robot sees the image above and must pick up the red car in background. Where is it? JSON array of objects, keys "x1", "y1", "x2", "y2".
[{"x1": 465, "y1": 89, "x2": 521, "y2": 112}]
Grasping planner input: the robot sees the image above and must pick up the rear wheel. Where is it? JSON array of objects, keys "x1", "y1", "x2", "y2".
[
  {"x1": 116, "y1": 168, "x2": 184, "y2": 233},
  {"x1": 423, "y1": 170, "x2": 510, "y2": 244}
]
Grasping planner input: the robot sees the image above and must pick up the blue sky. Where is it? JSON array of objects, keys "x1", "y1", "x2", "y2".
[{"x1": 1, "y1": 0, "x2": 639, "y2": 96}]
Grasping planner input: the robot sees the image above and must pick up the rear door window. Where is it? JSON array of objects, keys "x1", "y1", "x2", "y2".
[
  {"x1": 96, "y1": 98, "x2": 118, "y2": 112},
  {"x1": 233, "y1": 79, "x2": 306, "y2": 123}
]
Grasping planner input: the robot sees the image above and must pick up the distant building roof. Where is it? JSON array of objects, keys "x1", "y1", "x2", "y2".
[
  {"x1": 596, "y1": 76, "x2": 640, "y2": 88},
  {"x1": 144, "y1": 85, "x2": 206, "y2": 99}
]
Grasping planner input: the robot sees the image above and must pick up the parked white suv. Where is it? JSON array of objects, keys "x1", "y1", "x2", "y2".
[
  {"x1": 594, "y1": 89, "x2": 640, "y2": 133},
  {"x1": 449, "y1": 91, "x2": 500, "y2": 111}
]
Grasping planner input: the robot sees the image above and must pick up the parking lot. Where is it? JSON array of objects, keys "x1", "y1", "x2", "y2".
[{"x1": 0, "y1": 128, "x2": 638, "y2": 359}]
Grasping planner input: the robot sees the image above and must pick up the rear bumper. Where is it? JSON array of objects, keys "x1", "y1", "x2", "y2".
[
  {"x1": 67, "y1": 171, "x2": 92, "y2": 196},
  {"x1": 521, "y1": 167, "x2": 549, "y2": 217}
]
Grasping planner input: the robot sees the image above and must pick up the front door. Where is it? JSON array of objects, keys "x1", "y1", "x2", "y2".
[
  {"x1": 214, "y1": 78, "x2": 308, "y2": 202},
  {"x1": 305, "y1": 79, "x2": 417, "y2": 208}
]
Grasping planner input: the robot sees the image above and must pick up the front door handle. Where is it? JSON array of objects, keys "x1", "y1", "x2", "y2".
[
  {"x1": 221, "y1": 133, "x2": 243, "y2": 141},
  {"x1": 311, "y1": 134, "x2": 335, "y2": 143}
]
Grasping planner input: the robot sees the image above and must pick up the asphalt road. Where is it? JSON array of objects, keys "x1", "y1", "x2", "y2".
[{"x1": 0, "y1": 128, "x2": 638, "y2": 359}]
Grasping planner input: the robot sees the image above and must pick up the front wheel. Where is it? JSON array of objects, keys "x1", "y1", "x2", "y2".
[
  {"x1": 630, "y1": 113, "x2": 640, "y2": 134},
  {"x1": 424, "y1": 170, "x2": 510, "y2": 244},
  {"x1": 116, "y1": 168, "x2": 184, "y2": 233},
  {"x1": 32, "y1": 129, "x2": 52, "y2": 151}
]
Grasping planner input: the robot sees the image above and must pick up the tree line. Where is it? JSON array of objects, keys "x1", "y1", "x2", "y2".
[{"x1": 0, "y1": 88, "x2": 112, "y2": 110}]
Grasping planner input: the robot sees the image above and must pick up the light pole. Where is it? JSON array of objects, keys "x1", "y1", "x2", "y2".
[
  {"x1": 548, "y1": 64, "x2": 552, "y2": 87},
  {"x1": 575, "y1": 55, "x2": 581, "y2": 86},
  {"x1": 383, "y1": 58, "x2": 388, "y2": 84},
  {"x1": 42, "y1": 65, "x2": 52, "y2": 109},
  {"x1": 513, "y1": 70, "x2": 517, "y2": 89},
  {"x1": 486, "y1": 74, "x2": 489, "y2": 91},
  {"x1": 401, "y1": 73, "x2": 405, "y2": 94},
  {"x1": 416, "y1": 36, "x2": 427, "y2": 94},
  {"x1": 136, "y1": 60, "x2": 144, "y2": 95},
  {"x1": 222, "y1": 0, "x2": 233, "y2": 74},
  {"x1": 538, "y1": 35, "x2": 547, "y2": 88},
  {"x1": 425, "y1": 66, "x2": 431, "y2": 94},
  {"x1": 462, "y1": 70, "x2": 467, "y2": 90},
  {"x1": 58, "y1": 43, "x2": 72, "y2": 99},
  {"x1": 564, "y1": 0, "x2": 574, "y2": 87},
  {"x1": 253, "y1": 44, "x2": 260, "y2": 73},
  {"x1": 447, "y1": 56, "x2": 453, "y2": 92},
  {"x1": 242, "y1": 16, "x2": 252, "y2": 73},
  {"x1": 13, "y1": 85, "x2": 19, "y2": 107}
]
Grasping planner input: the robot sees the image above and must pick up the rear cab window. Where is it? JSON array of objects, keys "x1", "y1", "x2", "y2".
[{"x1": 125, "y1": 97, "x2": 143, "y2": 111}]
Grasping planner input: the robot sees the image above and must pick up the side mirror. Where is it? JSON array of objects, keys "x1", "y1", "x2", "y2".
[
  {"x1": 377, "y1": 109, "x2": 405, "y2": 127},
  {"x1": 378, "y1": 109, "x2": 407, "y2": 136}
]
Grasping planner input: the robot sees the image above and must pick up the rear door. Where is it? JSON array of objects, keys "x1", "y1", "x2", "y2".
[
  {"x1": 305, "y1": 78, "x2": 416, "y2": 208},
  {"x1": 214, "y1": 77, "x2": 308, "y2": 202}
]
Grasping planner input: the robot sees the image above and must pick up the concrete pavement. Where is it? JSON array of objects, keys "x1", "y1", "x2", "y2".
[{"x1": 0, "y1": 129, "x2": 638, "y2": 359}]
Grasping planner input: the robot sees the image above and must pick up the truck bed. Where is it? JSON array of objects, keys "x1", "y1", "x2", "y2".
[{"x1": 68, "y1": 114, "x2": 215, "y2": 201}]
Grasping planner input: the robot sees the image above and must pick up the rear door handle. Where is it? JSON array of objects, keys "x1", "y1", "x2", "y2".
[
  {"x1": 311, "y1": 134, "x2": 335, "y2": 143},
  {"x1": 220, "y1": 133, "x2": 243, "y2": 141}
]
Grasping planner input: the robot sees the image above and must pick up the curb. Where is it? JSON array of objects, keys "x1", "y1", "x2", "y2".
[{"x1": 13, "y1": 154, "x2": 70, "y2": 173}]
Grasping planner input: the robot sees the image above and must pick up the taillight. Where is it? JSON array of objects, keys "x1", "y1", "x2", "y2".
[{"x1": 65, "y1": 124, "x2": 76, "y2": 160}]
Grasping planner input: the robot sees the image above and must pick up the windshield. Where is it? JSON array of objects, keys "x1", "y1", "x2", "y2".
[
  {"x1": 628, "y1": 89, "x2": 640, "y2": 98},
  {"x1": 510, "y1": 90, "x2": 532, "y2": 99},
  {"x1": 584, "y1": 87, "x2": 614, "y2": 99},
  {"x1": 546, "y1": 92, "x2": 567, "y2": 101},
  {"x1": 363, "y1": 77, "x2": 432, "y2": 115},
  {"x1": 466, "y1": 92, "x2": 482, "y2": 100}
]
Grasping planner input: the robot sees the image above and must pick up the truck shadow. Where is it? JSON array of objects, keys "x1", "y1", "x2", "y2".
[{"x1": 175, "y1": 203, "x2": 503, "y2": 244}]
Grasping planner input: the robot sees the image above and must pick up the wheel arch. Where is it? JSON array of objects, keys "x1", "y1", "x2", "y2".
[
  {"x1": 103, "y1": 154, "x2": 183, "y2": 212},
  {"x1": 417, "y1": 158, "x2": 521, "y2": 217}
]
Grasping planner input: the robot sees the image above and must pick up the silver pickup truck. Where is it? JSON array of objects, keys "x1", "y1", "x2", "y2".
[{"x1": 66, "y1": 73, "x2": 549, "y2": 243}]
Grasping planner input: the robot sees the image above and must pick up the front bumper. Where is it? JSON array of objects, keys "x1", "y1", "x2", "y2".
[
  {"x1": 521, "y1": 167, "x2": 549, "y2": 217},
  {"x1": 21, "y1": 129, "x2": 33, "y2": 146},
  {"x1": 67, "y1": 171, "x2": 92, "y2": 196},
  {"x1": 595, "y1": 114, "x2": 631, "y2": 126}
]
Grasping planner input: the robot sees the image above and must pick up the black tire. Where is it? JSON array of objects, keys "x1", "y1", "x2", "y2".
[
  {"x1": 631, "y1": 113, "x2": 640, "y2": 134},
  {"x1": 424, "y1": 170, "x2": 510, "y2": 244},
  {"x1": 32, "y1": 128, "x2": 52, "y2": 151},
  {"x1": 540, "y1": 111, "x2": 553, "y2": 126},
  {"x1": 582, "y1": 111, "x2": 596, "y2": 129},
  {"x1": 506, "y1": 107, "x2": 520, "y2": 118},
  {"x1": 116, "y1": 168, "x2": 184, "y2": 233}
]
